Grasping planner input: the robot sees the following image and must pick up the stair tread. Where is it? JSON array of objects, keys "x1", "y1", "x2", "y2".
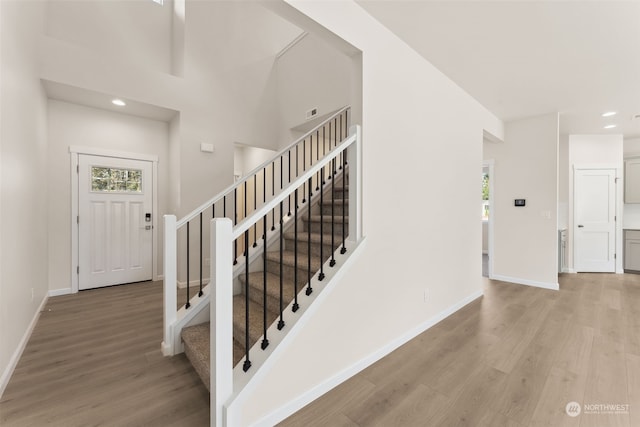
[
  {"x1": 233, "y1": 294, "x2": 279, "y2": 346},
  {"x1": 181, "y1": 323, "x2": 211, "y2": 390},
  {"x1": 304, "y1": 215, "x2": 349, "y2": 223},
  {"x1": 265, "y1": 250, "x2": 323, "y2": 272},
  {"x1": 238, "y1": 271, "x2": 298, "y2": 301}
]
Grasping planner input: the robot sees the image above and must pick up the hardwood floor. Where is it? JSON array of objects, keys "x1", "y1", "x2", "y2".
[
  {"x1": 0, "y1": 281, "x2": 209, "y2": 426},
  {"x1": 2, "y1": 273, "x2": 639, "y2": 426},
  {"x1": 280, "y1": 273, "x2": 640, "y2": 427}
]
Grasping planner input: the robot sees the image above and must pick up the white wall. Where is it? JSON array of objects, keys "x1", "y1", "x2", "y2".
[
  {"x1": 45, "y1": 0, "x2": 173, "y2": 74},
  {"x1": 483, "y1": 113, "x2": 559, "y2": 289},
  {"x1": 0, "y1": 0, "x2": 49, "y2": 395},
  {"x1": 568, "y1": 134, "x2": 623, "y2": 273},
  {"x1": 276, "y1": 33, "x2": 353, "y2": 143},
  {"x1": 558, "y1": 134, "x2": 569, "y2": 230},
  {"x1": 624, "y1": 137, "x2": 640, "y2": 227},
  {"x1": 226, "y1": 1, "x2": 504, "y2": 425},
  {"x1": 47, "y1": 100, "x2": 170, "y2": 293}
]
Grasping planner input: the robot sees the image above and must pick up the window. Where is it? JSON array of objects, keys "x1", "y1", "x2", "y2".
[{"x1": 91, "y1": 167, "x2": 142, "y2": 193}]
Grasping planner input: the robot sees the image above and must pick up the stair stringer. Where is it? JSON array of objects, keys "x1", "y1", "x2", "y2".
[
  {"x1": 224, "y1": 236, "x2": 367, "y2": 426},
  {"x1": 168, "y1": 284, "x2": 212, "y2": 354}
]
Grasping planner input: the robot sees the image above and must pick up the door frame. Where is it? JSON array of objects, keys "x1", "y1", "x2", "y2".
[
  {"x1": 571, "y1": 164, "x2": 623, "y2": 274},
  {"x1": 483, "y1": 159, "x2": 495, "y2": 279},
  {"x1": 70, "y1": 146, "x2": 159, "y2": 293}
]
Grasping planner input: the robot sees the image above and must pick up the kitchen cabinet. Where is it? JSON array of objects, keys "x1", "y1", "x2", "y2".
[
  {"x1": 625, "y1": 158, "x2": 640, "y2": 203},
  {"x1": 624, "y1": 230, "x2": 640, "y2": 272}
]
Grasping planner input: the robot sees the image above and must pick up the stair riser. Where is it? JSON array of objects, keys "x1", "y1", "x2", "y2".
[
  {"x1": 305, "y1": 220, "x2": 348, "y2": 235},
  {"x1": 320, "y1": 203, "x2": 348, "y2": 216},
  {"x1": 332, "y1": 188, "x2": 348, "y2": 198},
  {"x1": 233, "y1": 322, "x2": 262, "y2": 353},
  {"x1": 266, "y1": 259, "x2": 315, "y2": 289}
]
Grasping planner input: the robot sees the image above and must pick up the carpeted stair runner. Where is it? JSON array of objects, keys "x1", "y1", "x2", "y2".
[{"x1": 181, "y1": 173, "x2": 348, "y2": 389}]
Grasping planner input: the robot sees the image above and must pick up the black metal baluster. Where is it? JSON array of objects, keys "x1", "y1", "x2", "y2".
[
  {"x1": 244, "y1": 181, "x2": 247, "y2": 255},
  {"x1": 186, "y1": 221, "x2": 191, "y2": 308},
  {"x1": 234, "y1": 189, "x2": 238, "y2": 265},
  {"x1": 223, "y1": 195, "x2": 226, "y2": 218},
  {"x1": 199, "y1": 212, "x2": 203, "y2": 297},
  {"x1": 271, "y1": 161, "x2": 276, "y2": 231},
  {"x1": 316, "y1": 129, "x2": 320, "y2": 191},
  {"x1": 253, "y1": 175, "x2": 257, "y2": 248},
  {"x1": 212, "y1": 202, "x2": 215, "y2": 219},
  {"x1": 323, "y1": 125, "x2": 327, "y2": 184},
  {"x1": 293, "y1": 188, "x2": 299, "y2": 312},
  {"x1": 328, "y1": 120, "x2": 332, "y2": 181},
  {"x1": 306, "y1": 177, "x2": 313, "y2": 296},
  {"x1": 308, "y1": 136, "x2": 313, "y2": 198},
  {"x1": 263, "y1": 168, "x2": 266, "y2": 239},
  {"x1": 339, "y1": 114, "x2": 343, "y2": 170},
  {"x1": 319, "y1": 165, "x2": 325, "y2": 281},
  {"x1": 261, "y1": 213, "x2": 269, "y2": 350},
  {"x1": 298, "y1": 145, "x2": 304, "y2": 204},
  {"x1": 287, "y1": 153, "x2": 292, "y2": 216},
  {"x1": 341, "y1": 152, "x2": 347, "y2": 255},
  {"x1": 330, "y1": 158, "x2": 336, "y2": 267},
  {"x1": 277, "y1": 201, "x2": 285, "y2": 330},
  {"x1": 243, "y1": 230, "x2": 251, "y2": 372}
]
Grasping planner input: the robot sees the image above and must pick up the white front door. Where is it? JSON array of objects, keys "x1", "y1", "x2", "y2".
[
  {"x1": 574, "y1": 168, "x2": 616, "y2": 272},
  {"x1": 78, "y1": 155, "x2": 153, "y2": 290}
]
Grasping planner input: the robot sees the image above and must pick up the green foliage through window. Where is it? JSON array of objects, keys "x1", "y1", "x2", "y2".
[{"x1": 91, "y1": 167, "x2": 142, "y2": 193}]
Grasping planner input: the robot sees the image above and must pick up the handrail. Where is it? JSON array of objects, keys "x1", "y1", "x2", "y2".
[
  {"x1": 176, "y1": 106, "x2": 350, "y2": 228},
  {"x1": 232, "y1": 133, "x2": 355, "y2": 240}
]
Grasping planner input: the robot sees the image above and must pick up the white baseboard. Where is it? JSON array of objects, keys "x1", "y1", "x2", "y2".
[
  {"x1": 562, "y1": 268, "x2": 576, "y2": 274},
  {"x1": 0, "y1": 294, "x2": 48, "y2": 398},
  {"x1": 491, "y1": 274, "x2": 559, "y2": 291},
  {"x1": 252, "y1": 287, "x2": 484, "y2": 427},
  {"x1": 48, "y1": 288, "x2": 72, "y2": 297}
]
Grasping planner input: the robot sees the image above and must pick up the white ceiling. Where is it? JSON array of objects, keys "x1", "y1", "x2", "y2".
[{"x1": 357, "y1": 0, "x2": 640, "y2": 138}]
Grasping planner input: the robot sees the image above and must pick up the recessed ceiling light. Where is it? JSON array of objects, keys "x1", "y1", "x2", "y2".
[
  {"x1": 603, "y1": 124, "x2": 617, "y2": 129},
  {"x1": 112, "y1": 99, "x2": 126, "y2": 107},
  {"x1": 602, "y1": 111, "x2": 617, "y2": 117}
]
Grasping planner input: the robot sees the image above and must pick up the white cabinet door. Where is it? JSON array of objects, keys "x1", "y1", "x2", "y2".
[
  {"x1": 625, "y1": 231, "x2": 640, "y2": 271},
  {"x1": 79, "y1": 155, "x2": 153, "y2": 290},
  {"x1": 625, "y1": 158, "x2": 640, "y2": 203}
]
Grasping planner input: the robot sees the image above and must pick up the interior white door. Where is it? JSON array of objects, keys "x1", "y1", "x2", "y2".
[
  {"x1": 79, "y1": 155, "x2": 153, "y2": 290},
  {"x1": 574, "y1": 168, "x2": 616, "y2": 272}
]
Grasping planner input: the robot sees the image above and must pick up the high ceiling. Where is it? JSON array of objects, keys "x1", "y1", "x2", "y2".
[{"x1": 357, "y1": 0, "x2": 640, "y2": 138}]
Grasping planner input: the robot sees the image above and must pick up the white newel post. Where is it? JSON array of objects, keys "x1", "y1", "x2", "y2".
[
  {"x1": 348, "y1": 125, "x2": 363, "y2": 243},
  {"x1": 210, "y1": 218, "x2": 233, "y2": 427},
  {"x1": 162, "y1": 215, "x2": 178, "y2": 356}
]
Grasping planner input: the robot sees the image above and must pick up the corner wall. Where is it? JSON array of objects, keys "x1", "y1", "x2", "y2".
[
  {"x1": 226, "y1": 1, "x2": 504, "y2": 424},
  {"x1": 483, "y1": 113, "x2": 559, "y2": 289},
  {"x1": 0, "y1": 0, "x2": 49, "y2": 395}
]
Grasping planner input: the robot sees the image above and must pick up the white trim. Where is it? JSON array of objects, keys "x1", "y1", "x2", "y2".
[
  {"x1": 247, "y1": 285, "x2": 483, "y2": 427},
  {"x1": 70, "y1": 147, "x2": 159, "y2": 293},
  {"x1": 49, "y1": 288, "x2": 72, "y2": 297},
  {"x1": 562, "y1": 268, "x2": 577, "y2": 274},
  {"x1": 491, "y1": 274, "x2": 559, "y2": 290},
  {"x1": 0, "y1": 294, "x2": 48, "y2": 398},
  {"x1": 276, "y1": 31, "x2": 308, "y2": 58},
  {"x1": 69, "y1": 145, "x2": 158, "y2": 162}
]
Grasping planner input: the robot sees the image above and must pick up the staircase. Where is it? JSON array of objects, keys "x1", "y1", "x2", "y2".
[{"x1": 181, "y1": 174, "x2": 348, "y2": 390}]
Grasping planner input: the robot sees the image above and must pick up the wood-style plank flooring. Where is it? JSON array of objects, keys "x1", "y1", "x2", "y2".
[
  {"x1": 280, "y1": 273, "x2": 640, "y2": 426},
  {"x1": 2, "y1": 273, "x2": 640, "y2": 426},
  {"x1": 0, "y1": 281, "x2": 209, "y2": 426}
]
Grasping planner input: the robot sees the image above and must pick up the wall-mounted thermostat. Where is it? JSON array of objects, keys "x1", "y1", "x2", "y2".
[{"x1": 514, "y1": 199, "x2": 526, "y2": 207}]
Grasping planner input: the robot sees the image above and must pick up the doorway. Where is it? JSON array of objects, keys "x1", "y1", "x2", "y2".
[
  {"x1": 482, "y1": 160, "x2": 494, "y2": 278},
  {"x1": 573, "y1": 168, "x2": 617, "y2": 272},
  {"x1": 71, "y1": 148, "x2": 159, "y2": 293}
]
